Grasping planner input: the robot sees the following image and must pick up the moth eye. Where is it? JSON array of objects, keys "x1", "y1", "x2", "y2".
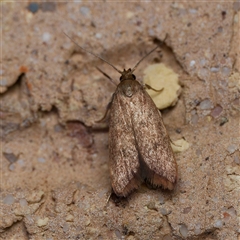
[
  {"x1": 120, "y1": 76, "x2": 123, "y2": 81},
  {"x1": 132, "y1": 74, "x2": 136, "y2": 80}
]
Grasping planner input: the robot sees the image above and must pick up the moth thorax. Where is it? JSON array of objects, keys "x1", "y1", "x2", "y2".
[
  {"x1": 125, "y1": 86, "x2": 133, "y2": 97},
  {"x1": 121, "y1": 80, "x2": 140, "y2": 98}
]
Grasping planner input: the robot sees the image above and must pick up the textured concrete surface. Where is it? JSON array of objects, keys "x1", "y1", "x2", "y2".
[{"x1": 1, "y1": 1, "x2": 239, "y2": 239}]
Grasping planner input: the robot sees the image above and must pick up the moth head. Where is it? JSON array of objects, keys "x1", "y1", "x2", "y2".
[{"x1": 120, "y1": 68, "x2": 136, "y2": 82}]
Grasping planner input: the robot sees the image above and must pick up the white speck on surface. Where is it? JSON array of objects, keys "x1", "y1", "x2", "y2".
[
  {"x1": 179, "y1": 224, "x2": 188, "y2": 237},
  {"x1": 95, "y1": 33, "x2": 102, "y2": 39},
  {"x1": 213, "y1": 219, "x2": 223, "y2": 228},
  {"x1": 200, "y1": 59, "x2": 207, "y2": 66},
  {"x1": 194, "y1": 223, "x2": 202, "y2": 234},
  {"x1": 227, "y1": 144, "x2": 237, "y2": 154},
  {"x1": 191, "y1": 113, "x2": 199, "y2": 125},
  {"x1": 199, "y1": 99, "x2": 213, "y2": 110},
  {"x1": 234, "y1": 155, "x2": 240, "y2": 164},
  {"x1": 19, "y1": 198, "x2": 28, "y2": 207},
  {"x1": 202, "y1": 110, "x2": 211, "y2": 116},
  {"x1": 66, "y1": 214, "x2": 74, "y2": 222},
  {"x1": 18, "y1": 159, "x2": 25, "y2": 166},
  {"x1": 160, "y1": 208, "x2": 169, "y2": 215},
  {"x1": 9, "y1": 163, "x2": 15, "y2": 171},
  {"x1": 190, "y1": 60, "x2": 196, "y2": 67},
  {"x1": 62, "y1": 222, "x2": 69, "y2": 232},
  {"x1": 198, "y1": 67, "x2": 209, "y2": 79},
  {"x1": 210, "y1": 67, "x2": 220, "y2": 72},
  {"x1": 3, "y1": 194, "x2": 15, "y2": 205},
  {"x1": 42, "y1": 32, "x2": 51, "y2": 43},
  {"x1": 80, "y1": 6, "x2": 90, "y2": 16},
  {"x1": 38, "y1": 157, "x2": 46, "y2": 163},
  {"x1": 189, "y1": 8, "x2": 197, "y2": 14},
  {"x1": 148, "y1": 29, "x2": 155, "y2": 36},
  {"x1": 221, "y1": 66, "x2": 230, "y2": 76}
]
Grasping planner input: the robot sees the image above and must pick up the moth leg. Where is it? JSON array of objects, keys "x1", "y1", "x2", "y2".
[
  {"x1": 144, "y1": 83, "x2": 163, "y2": 92},
  {"x1": 95, "y1": 94, "x2": 114, "y2": 123},
  {"x1": 169, "y1": 137, "x2": 181, "y2": 147}
]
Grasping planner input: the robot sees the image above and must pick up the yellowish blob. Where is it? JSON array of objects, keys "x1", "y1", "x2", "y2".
[
  {"x1": 143, "y1": 63, "x2": 181, "y2": 109},
  {"x1": 171, "y1": 139, "x2": 190, "y2": 153}
]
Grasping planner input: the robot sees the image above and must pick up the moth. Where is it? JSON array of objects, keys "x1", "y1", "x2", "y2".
[{"x1": 64, "y1": 33, "x2": 177, "y2": 197}]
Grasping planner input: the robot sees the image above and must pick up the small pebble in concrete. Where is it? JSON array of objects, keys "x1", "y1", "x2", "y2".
[
  {"x1": 80, "y1": 6, "x2": 90, "y2": 16},
  {"x1": 213, "y1": 219, "x2": 223, "y2": 228},
  {"x1": 38, "y1": 157, "x2": 46, "y2": 163},
  {"x1": 199, "y1": 99, "x2": 213, "y2": 110},
  {"x1": 3, "y1": 152, "x2": 18, "y2": 163},
  {"x1": 28, "y1": 3, "x2": 39, "y2": 13},
  {"x1": 42, "y1": 32, "x2": 51, "y2": 43},
  {"x1": 3, "y1": 194, "x2": 15, "y2": 205},
  {"x1": 227, "y1": 144, "x2": 237, "y2": 154},
  {"x1": 179, "y1": 224, "x2": 188, "y2": 238},
  {"x1": 190, "y1": 60, "x2": 196, "y2": 67},
  {"x1": 19, "y1": 198, "x2": 28, "y2": 207},
  {"x1": 37, "y1": 217, "x2": 49, "y2": 227}
]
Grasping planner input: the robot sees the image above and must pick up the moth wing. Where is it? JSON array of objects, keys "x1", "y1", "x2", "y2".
[
  {"x1": 109, "y1": 92, "x2": 140, "y2": 197},
  {"x1": 131, "y1": 88, "x2": 177, "y2": 190}
]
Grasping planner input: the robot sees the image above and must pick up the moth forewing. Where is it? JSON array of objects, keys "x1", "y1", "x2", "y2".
[
  {"x1": 109, "y1": 80, "x2": 141, "y2": 197},
  {"x1": 132, "y1": 86, "x2": 177, "y2": 190}
]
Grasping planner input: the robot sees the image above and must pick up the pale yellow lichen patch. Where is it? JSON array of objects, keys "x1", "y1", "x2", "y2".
[
  {"x1": 66, "y1": 214, "x2": 74, "y2": 222},
  {"x1": 224, "y1": 175, "x2": 240, "y2": 192},
  {"x1": 206, "y1": 116, "x2": 212, "y2": 122},
  {"x1": 143, "y1": 63, "x2": 181, "y2": 109},
  {"x1": 37, "y1": 217, "x2": 49, "y2": 227},
  {"x1": 229, "y1": 72, "x2": 240, "y2": 89},
  {"x1": 126, "y1": 11, "x2": 134, "y2": 19},
  {"x1": 171, "y1": 139, "x2": 190, "y2": 153}
]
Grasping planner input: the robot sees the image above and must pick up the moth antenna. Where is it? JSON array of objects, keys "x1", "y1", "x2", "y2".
[
  {"x1": 63, "y1": 31, "x2": 123, "y2": 74},
  {"x1": 96, "y1": 67, "x2": 117, "y2": 86},
  {"x1": 131, "y1": 46, "x2": 158, "y2": 73}
]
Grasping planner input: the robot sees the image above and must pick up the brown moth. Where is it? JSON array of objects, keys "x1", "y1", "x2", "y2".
[
  {"x1": 108, "y1": 68, "x2": 178, "y2": 197},
  {"x1": 64, "y1": 33, "x2": 177, "y2": 197}
]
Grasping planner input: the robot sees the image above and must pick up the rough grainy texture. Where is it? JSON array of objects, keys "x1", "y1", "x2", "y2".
[
  {"x1": 1, "y1": 1, "x2": 239, "y2": 240},
  {"x1": 109, "y1": 72, "x2": 177, "y2": 197}
]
